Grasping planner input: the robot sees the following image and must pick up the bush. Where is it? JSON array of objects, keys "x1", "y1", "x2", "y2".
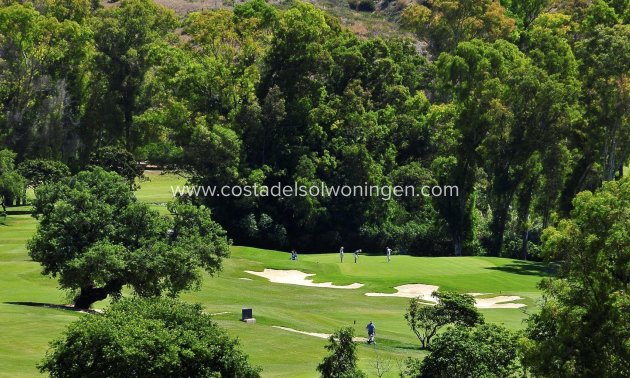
[
  {"x1": 411, "y1": 324, "x2": 521, "y2": 378},
  {"x1": 39, "y1": 297, "x2": 261, "y2": 378}
]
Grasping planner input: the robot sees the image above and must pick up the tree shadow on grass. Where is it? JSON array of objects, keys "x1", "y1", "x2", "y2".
[
  {"x1": 485, "y1": 261, "x2": 557, "y2": 277},
  {"x1": 3, "y1": 208, "x2": 34, "y2": 216},
  {"x1": 4, "y1": 301, "x2": 101, "y2": 314}
]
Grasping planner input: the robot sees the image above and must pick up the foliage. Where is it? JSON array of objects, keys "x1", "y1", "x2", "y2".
[
  {"x1": 405, "y1": 291, "x2": 483, "y2": 348},
  {"x1": 0, "y1": 1, "x2": 93, "y2": 161},
  {"x1": 39, "y1": 297, "x2": 260, "y2": 377},
  {"x1": 27, "y1": 167, "x2": 229, "y2": 308},
  {"x1": 317, "y1": 327, "x2": 366, "y2": 378},
  {"x1": 89, "y1": 146, "x2": 144, "y2": 185},
  {"x1": 0, "y1": 149, "x2": 26, "y2": 212},
  {"x1": 0, "y1": 0, "x2": 627, "y2": 258},
  {"x1": 401, "y1": 0, "x2": 516, "y2": 54},
  {"x1": 408, "y1": 324, "x2": 522, "y2": 378},
  {"x1": 524, "y1": 177, "x2": 630, "y2": 377},
  {"x1": 17, "y1": 159, "x2": 70, "y2": 188}
]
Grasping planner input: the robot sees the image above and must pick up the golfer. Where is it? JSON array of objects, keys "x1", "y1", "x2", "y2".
[
  {"x1": 386, "y1": 246, "x2": 392, "y2": 262},
  {"x1": 354, "y1": 249, "x2": 361, "y2": 263},
  {"x1": 366, "y1": 321, "x2": 376, "y2": 344},
  {"x1": 339, "y1": 246, "x2": 344, "y2": 263}
]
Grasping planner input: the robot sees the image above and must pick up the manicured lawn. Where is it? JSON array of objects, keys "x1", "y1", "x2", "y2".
[
  {"x1": 0, "y1": 173, "x2": 550, "y2": 377},
  {"x1": 135, "y1": 169, "x2": 187, "y2": 205}
]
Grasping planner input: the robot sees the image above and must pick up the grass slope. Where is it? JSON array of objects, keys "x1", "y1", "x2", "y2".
[{"x1": 0, "y1": 172, "x2": 549, "y2": 377}]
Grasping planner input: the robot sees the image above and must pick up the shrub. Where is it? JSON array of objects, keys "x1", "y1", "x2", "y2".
[{"x1": 39, "y1": 297, "x2": 261, "y2": 377}]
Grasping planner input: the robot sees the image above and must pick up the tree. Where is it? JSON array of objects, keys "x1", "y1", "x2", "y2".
[
  {"x1": 524, "y1": 177, "x2": 630, "y2": 377},
  {"x1": 28, "y1": 167, "x2": 229, "y2": 308},
  {"x1": 0, "y1": 2, "x2": 93, "y2": 161},
  {"x1": 405, "y1": 291, "x2": 483, "y2": 348},
  {"x1": 400, "y1": 0, "x2": 516, "y2": 55},
  {"x1": 39, "y1": 297, "x2": 260, "y2": 377},
  {"x1": 504, "y1": 0, "x2": 550, "y2": 28},
  {"x1": 317, "y1": 327, "x2": 366, "y2": 378},
  {"x1": 405, "y1": 298, "x2": 444, "y2": 349},
  {"x1": 0, "y1": 149, "x2": 26, "y2": 213},
  {"x1": 576, "y1": 23, "x2": 630, "y2": 182},
  {"x1": 89, "y1": 146, "x2": 144, "y2": 185},
  {"x1": 87, "y1": 0, "x2": 177, "y2": 150},
  {"x1": 17, "y1": 159, "x2": 70, "y2": 188},
  {"x1": 409, "y1": 324, "x2": 521, "y2": 378},
  {"x1": 433, "y1": 39, "x2": 523, "y2": 255}
]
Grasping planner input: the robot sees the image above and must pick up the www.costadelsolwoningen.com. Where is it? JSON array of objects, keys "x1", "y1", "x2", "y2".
[{"x1": 170, "y1": 182, "x2": 459, "y2": 201}]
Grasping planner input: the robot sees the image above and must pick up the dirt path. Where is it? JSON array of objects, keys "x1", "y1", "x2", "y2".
[{"x1": 272, "y1": 326, "x2": 368, "y2": 342}]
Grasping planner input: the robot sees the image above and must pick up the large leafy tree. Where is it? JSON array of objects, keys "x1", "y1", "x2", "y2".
[
  {"x1": 576, "y1": 22, "x2": 630, "y2": 182},
  {"x1": 86, "y1": 0, "x2": 177, "y2": 151},
  {"x1": 524, "y1": 177, "x2": 630, "y2": 377},
  {"x1": 559, "y1": 4, "x2": 629, "y2": 213},
  {"x1": 28, "y1": 167, "x2": 229, "y2": 308},
  {"x1": 39, "y1": 297, "x2": 260, "y2": 378},
  {"x1": 433, "y1": 39, "x2": 523, "y2": 255},
  {"x1": 17, "y1": 159, "x2": 70, "y2": 188},
  {"x1": 0, "y1": 2, "x2": 93, "y2": 160}
]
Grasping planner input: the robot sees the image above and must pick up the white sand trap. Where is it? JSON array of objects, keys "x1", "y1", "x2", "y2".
[
  {"x1": 244, "y1": 269, "x2": 363, "y2": 289},
  {"x1": 473, "y1": 296, "x2": 526, "y2": 309},
  {"x1": 365, "y1": 284, "x2": 439, "y2": 302},
  {"x1": 273, "y1": 326, "x2": 368, "y2": 342},
  {"x1": 365, "y1": 285, "x2": 526, "y2": 309}
]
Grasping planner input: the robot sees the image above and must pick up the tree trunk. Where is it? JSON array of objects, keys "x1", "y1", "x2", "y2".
[
  {"x1": 453, "y1": 239, "x2": 462, "y2": 256},
  {"x1": 489, "y1": 203, "x2": 509, "y2": 257},
  {"x1": 520, "y1": 229, "x2": 529, "y2": 261},
  {"x1": 74, "y1": 285, "x2": 109, "y2": 309}
]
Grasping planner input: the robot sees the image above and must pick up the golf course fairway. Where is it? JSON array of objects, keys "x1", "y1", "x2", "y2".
[{"x1": 0, "y1": 172, "x2": 553, "y2": 377}]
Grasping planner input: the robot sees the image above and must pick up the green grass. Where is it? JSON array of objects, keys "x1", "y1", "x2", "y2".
[
  {"x1": 135, "y1": 170, "x2": 187, "y2": 204},
  {"x1": 0, "y1": 173, "x2": 549, "y2": 377}
]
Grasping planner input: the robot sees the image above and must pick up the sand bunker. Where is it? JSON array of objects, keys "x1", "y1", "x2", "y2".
[
  {"x1": 244, "y1": 269, "x2": 363, "y2": 289},
  {"x1": 366, "y1": 284, "x2": 526, "y2": 309},
  {"x1": 245, "y1": 269, "x2": 524, "y2": 308},
  {"x1": 473, "y1": 296, "x2": 525, "y2": 309},
  {"x1": 273, "y1": 326, "x2": 368, "y2": 342},
  {"x1": 365, "y1": 284, "x2": 439, "y2": 302}
]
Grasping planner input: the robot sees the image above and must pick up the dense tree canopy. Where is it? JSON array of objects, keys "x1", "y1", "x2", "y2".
[
  {"x1": 524, "y1": 177, "x2": 630, "y2": 377},
  {"x1": 0, "y1": 0, "x2": 627, "y2": 257},
  {"x1": 39, "y1": 297, "x2": 261, "y2": 378}
]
